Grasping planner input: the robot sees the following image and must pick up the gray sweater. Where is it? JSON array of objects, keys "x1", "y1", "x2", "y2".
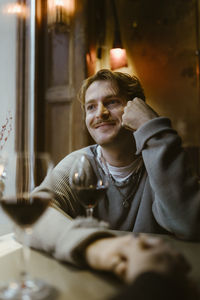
[{"x1": 30, "y1": 117, "x2": 200, "y2": 265}]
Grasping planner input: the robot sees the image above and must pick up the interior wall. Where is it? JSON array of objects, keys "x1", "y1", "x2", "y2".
[{"x1": 117, "y1": 0, "x2": 199, "y2": 148}]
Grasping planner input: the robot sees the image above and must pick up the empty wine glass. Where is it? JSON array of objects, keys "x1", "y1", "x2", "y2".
[
  {"x1": 0, "y1": 152, "x2": 54, "y2": 300},
  {"x1": 69, "y1": 154, "x2": 107, "y2": 218}
]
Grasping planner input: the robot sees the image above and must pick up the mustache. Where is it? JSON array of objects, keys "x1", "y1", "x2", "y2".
[{"x1": 93, "y1": 120, "x2": 115, "y2": 126}]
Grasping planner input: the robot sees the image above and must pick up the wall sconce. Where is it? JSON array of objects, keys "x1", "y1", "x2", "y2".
[
  {"x1": 3, "y1": 3, "x2": 27, "y2": 18},
  {"x1": 47, "y1": 0, "x2": 75, "y2": 32},
  {"x1": 110, "y1": 0, "x2": 128, "y2": 70}
]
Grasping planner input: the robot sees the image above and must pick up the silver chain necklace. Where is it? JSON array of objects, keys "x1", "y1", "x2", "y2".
[{"x1": 99, "y1": 151, "x2": 144, "y2": 208}]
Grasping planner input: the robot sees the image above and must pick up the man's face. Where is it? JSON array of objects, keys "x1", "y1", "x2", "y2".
[{"x1": 85, "y1": 80, "x2": 128, "y2": 146}]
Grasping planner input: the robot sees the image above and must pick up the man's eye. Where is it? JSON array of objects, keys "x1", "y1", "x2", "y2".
[
  {"x1": 109, "y1": 100, "x2": 117, "y2": 104},
  {"x1": 86, "y1": 104, "x2": 95, "y2": 111},
  {"x1": 106, "y1": 99, "x2": 121, "y2": 106}
]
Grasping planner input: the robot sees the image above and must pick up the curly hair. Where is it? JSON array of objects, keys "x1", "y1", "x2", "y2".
[{"x1": 78, "y1": 69, "x2": 145, "y2": 108}]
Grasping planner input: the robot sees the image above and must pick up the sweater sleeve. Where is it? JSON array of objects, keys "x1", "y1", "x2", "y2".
[
  {"x1": 29, "y1": 206, "x2": 115, "y2": 266},
  {"x1": 32, "y1": 150, "x2": 90, "y2": 218},
  {"x1": 134, "y1": 117, "x2": 200, "y2": 241},
  {"x1": 27, "y1": 148, "x2": 116, "y2": 266}
]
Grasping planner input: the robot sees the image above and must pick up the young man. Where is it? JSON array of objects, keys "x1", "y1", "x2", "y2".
[{"x1": 29, "y1": 69, "x2": 200, "y2": 279}]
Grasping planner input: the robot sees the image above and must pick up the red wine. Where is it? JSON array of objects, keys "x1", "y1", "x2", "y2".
[
  {"x1": 74, "y1": 186, "x2": 107, "y2": 209},
  {"x1": 0, "y1": 195, "x2": 50, "y2": 227}
]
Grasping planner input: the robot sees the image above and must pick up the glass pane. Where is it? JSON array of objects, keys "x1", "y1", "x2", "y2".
[{"x1": 0, "y1": 1, "x2": 17, "y2": 153}]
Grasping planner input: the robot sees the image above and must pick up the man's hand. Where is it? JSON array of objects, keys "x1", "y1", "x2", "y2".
[
  {"x1": 85, "y1": 234, "x2": 190, "y2": 283},
  {"x1": 122, "y1": 97, "x2": 158, "y2": 131}
]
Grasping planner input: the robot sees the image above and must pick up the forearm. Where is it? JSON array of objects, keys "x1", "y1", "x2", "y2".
[{"x1": 29, "y1": 207, "x2": 114, "y2": 266}]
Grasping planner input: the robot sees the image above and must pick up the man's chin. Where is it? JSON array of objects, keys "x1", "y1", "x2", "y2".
[
  {"x1": 94, "y1": 135, "x2": 119, "y2": 146},
  {"x1": 89, "y1": 128, "x2": 127, "y2": 146},
  {"x1": 93, "y1": 130, "x2": 134, "y2": 147},
  {"x1": 92, "y1": 137, "x2": 111, "y2": 145}
]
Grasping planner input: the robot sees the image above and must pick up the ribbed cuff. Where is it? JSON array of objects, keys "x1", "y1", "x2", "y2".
[{"x1": 55, "y1": 217, "x2": 116, "y2": 266}]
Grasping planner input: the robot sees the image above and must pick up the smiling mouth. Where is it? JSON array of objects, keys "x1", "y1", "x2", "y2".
[{"x1": 94, "y1": 122, "x2": 115, "y2": 128}]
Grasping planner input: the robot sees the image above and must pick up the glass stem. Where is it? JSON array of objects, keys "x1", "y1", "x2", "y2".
[
  {"x1": 19, "y1": 227, "x2": 32, "y2": 286},
  {"x1": 86, "y1": 207, "x2": 93, "y2": 218}
]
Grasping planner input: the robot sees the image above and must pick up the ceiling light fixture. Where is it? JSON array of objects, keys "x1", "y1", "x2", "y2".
[{"x1": 110, "y1": 0, "x2": 128, "y2": 70}]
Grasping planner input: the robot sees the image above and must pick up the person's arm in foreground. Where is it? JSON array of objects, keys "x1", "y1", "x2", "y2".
[
  {"x1": 29, "y1": 206, "x2": 114, "y2": 265},
  {"x1": 122, "y1": 97, "x2": 200, "y2": 240},
  {"x1": 29, "y1": 206, "x2": 190, "y2": 284}
]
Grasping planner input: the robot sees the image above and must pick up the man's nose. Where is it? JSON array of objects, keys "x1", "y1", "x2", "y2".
[{"x1": 96, "y1": 103, "x2": 109, "y2": 118}]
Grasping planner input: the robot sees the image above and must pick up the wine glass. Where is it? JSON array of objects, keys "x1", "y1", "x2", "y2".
[
  {"x1": 0, "y1": 152, "x2": 54, "y2": 300},
  {"x1": 69, "y1": 154, "x2": 107, "y2": 218}
]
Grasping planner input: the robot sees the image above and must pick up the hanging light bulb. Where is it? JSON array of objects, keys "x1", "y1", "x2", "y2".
[
  {"x1": 110, "y1": 48, "x2": 128, "y2": 70},
  {"x1": 110, "y1": 0, "x2": 128, "y2": 70},
  {"x1": 110, "y1": 29, "x2": 128, "y2": 70}
]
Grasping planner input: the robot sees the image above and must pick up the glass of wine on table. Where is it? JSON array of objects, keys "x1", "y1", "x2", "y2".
[
  {"x1": 0, "y1": 152, "x2": 54, "y2": 300},
  {"x1": 70, "y1": 154, "x2": 108, "y2": 219}
]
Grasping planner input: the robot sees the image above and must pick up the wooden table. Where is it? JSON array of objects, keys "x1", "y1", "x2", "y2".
[
  {"x1": 0, "y1": 234, "x2": 122, "y2": 300},
  {"x1": 0, "y1": 232, "x2": 200, "y2": 300}
]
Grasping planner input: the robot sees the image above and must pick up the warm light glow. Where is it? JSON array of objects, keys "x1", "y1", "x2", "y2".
[
  {"x1": 3, "y1": 3, "x2": 27, "y2": 17},
  {"x1": 110, "y1": 48, "x2": 128, "y2": 70},
  {"x1": 8, "y1": 4, "x2": 22, "y2": 14},
  {"x1": 111, "y1": 48, "x2": 125, "y2": 59},
  {"x1": 86, "y1": 49, "x2": 96, "y2": 76},
  {"x1": 47, "y1": 0, "x2": 75, "y2": 27},
  {"x1": 55, "y1": 0, "x2": 64, "y2": 6}
]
